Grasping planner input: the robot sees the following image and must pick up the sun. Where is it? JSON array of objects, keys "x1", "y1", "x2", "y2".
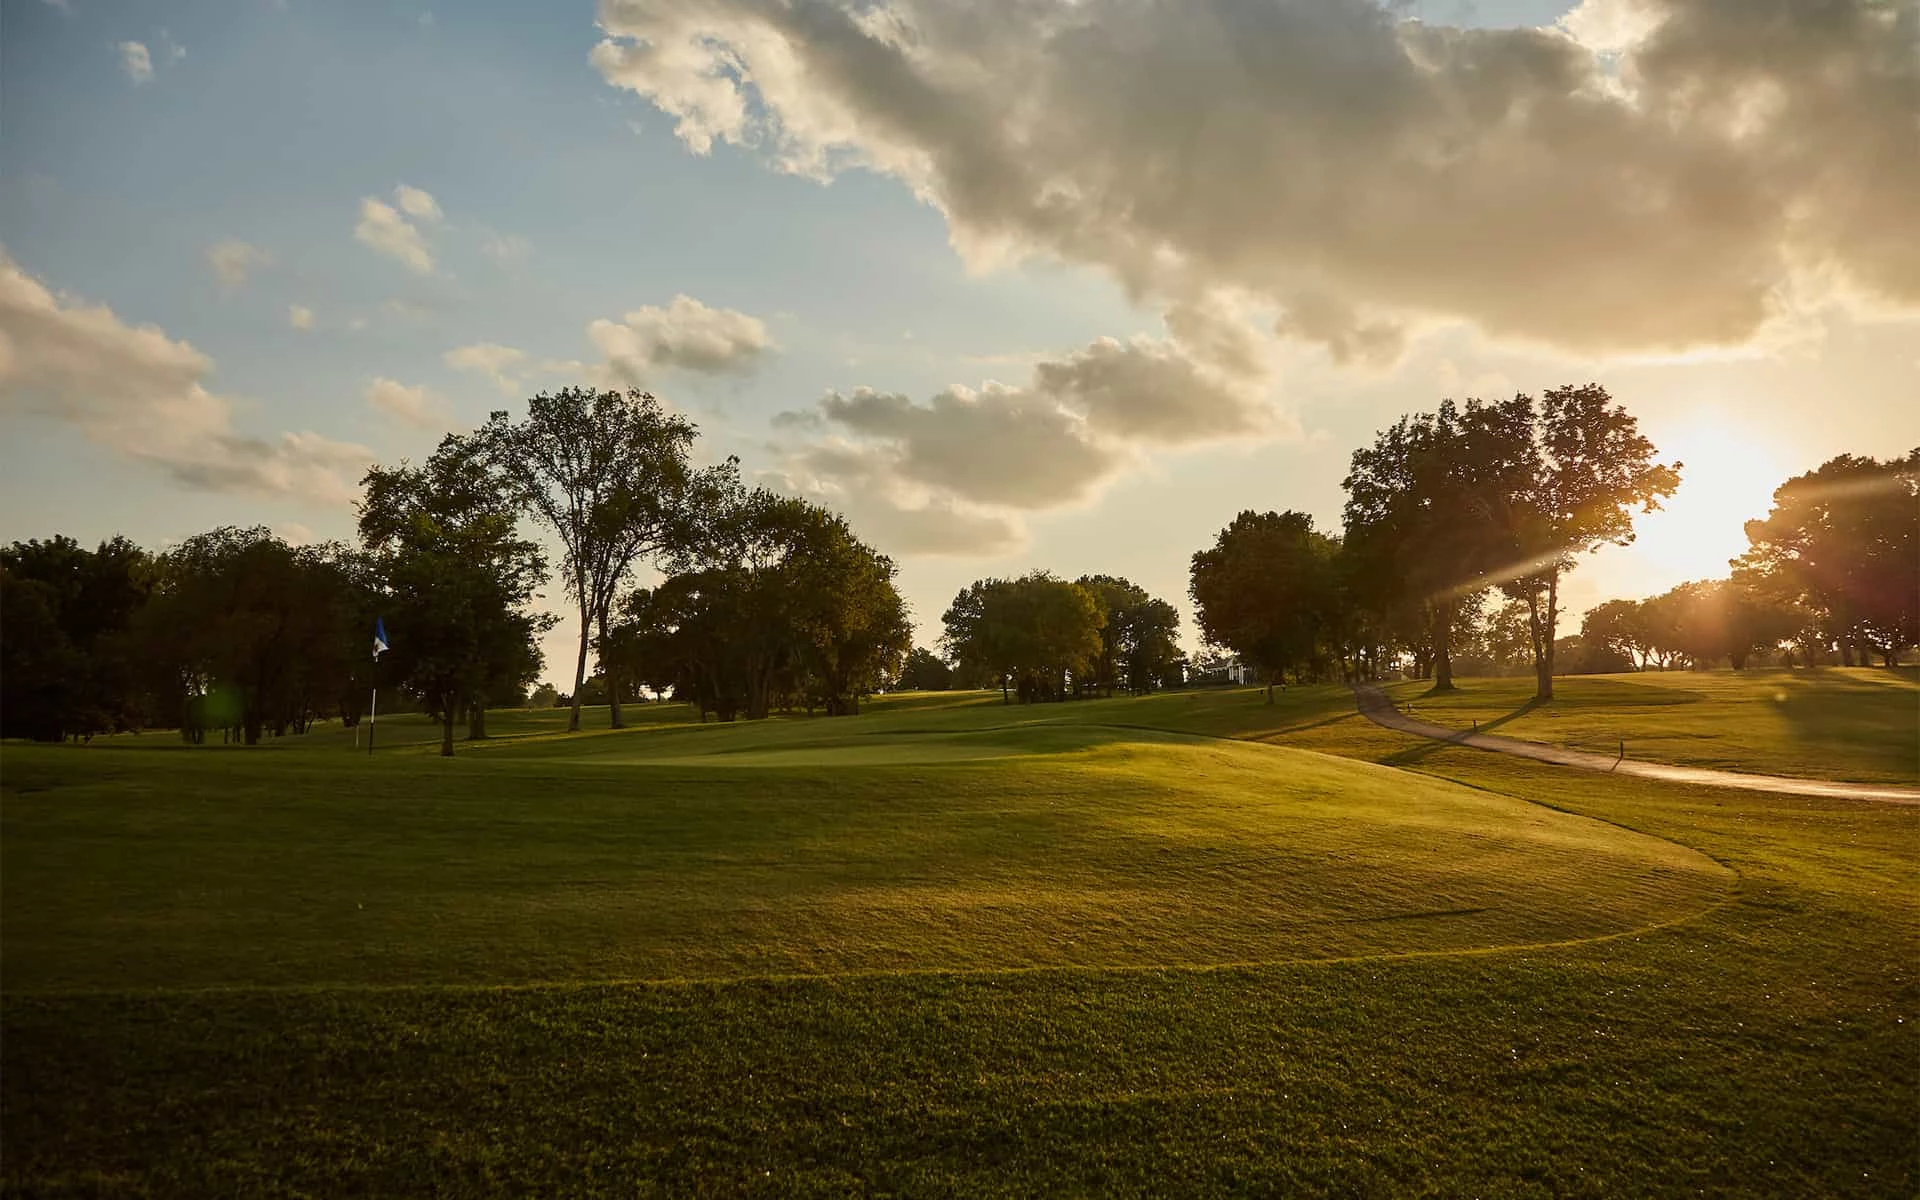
[{"x1": 1623, "y1": 415, "x2": 1793, "y2": 580}]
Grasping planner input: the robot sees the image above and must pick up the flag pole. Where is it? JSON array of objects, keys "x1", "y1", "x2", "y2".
[{"x1": 368, "y1": 616, "x2": 388, "y2": 756}]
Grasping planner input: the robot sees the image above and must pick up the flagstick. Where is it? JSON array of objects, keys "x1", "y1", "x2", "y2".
[{"x1": 368, "y1": 686, "x2": 378, "y2": 756}]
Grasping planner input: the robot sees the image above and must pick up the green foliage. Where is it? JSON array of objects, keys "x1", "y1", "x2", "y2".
[
  {"x1": 894, "y1": 647, "x2": 953, "y2": 691},
  {"x1": 941, "y1": 573, "x2": 1105, "y2": 702},
  {"x1": 359, "y1": 435, "x2": 551, "y2": 755},
  {"x1": 603, "y1": 489, "x2": 910, "y2": 719},
  {"x1": 1189, "y1": 510, "x2": 1339, "y2": 693},
  {"x1": 480, "y1": 387, "x2": 726, "y2": 730},
  {"x1": 1073, "y1": 574, "x2": 1183, "y2": 695},
  {"x1": 1736, "y1": 450, "x2": 1919, "y2": 666},
  {"x1": 0, "y1": 535, "x2": 154, "y2": 740},
  {"x1": 134, "y1": 527, "x2": 372, "y2": 745}
]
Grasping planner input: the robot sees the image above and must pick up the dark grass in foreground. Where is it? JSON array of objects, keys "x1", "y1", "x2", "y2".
[
  {"x1": 4, "y1": 686, "x2": 1917, "y2": 1196},
  {"x1": 1386, "y1": 668, "x2": 1920, "y2": 784}
]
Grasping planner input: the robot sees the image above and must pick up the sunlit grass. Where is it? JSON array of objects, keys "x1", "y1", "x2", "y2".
[
  {"x1": 3, "y1": 682, "x2": 1915, "y2": 1195},
  {"x1": 1388, "y1": 668, "x2": 1919, "y2": 784}
]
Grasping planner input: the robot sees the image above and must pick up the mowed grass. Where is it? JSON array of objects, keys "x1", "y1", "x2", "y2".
[
  {"x1": 1388, "y1": 668, "x2": 1920, "y2": 785},
  {"x1": 4, "y1": 686, "x2": 1917, "y2": 1196}
]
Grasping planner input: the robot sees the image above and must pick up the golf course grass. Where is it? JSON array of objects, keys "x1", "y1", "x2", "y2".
[
  {"x1": 4, "y1": 685, "x2": 1916, "y2": 1195},
  {"x1": 1388, "y1": 668, "x2": 1920, "y2": 785}
]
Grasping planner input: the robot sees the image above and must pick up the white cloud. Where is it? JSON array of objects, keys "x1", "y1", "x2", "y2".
[
  {"x1": 768, "y1": 317, "x2": 1294, "y2": 554},
  {"x1": 364, "y1": 377, "x2": 452, "y2": 428},
  {"x1": 116, "y1": 41, "x2": 152, "y2": 84},
  {"x1": 0, "y1": 247, "x2": 371, "y2": 504},
  {"x1": 354, "y1": 185, "x2": 442, "y2": 274},
  {"x1": 288, "y1": 305, "x2": 315, "y2": 331},
  {"x1": 443, "y1": 341, "x2": 527, "y2": 395},
  {"x1": 207, "y1": 240, "x2": 271, "y2": 290},
  {"x1": 479, "y1": 230, "x2": 532, "y2": 265},
  {"x1": 593, "y1": 0, "x2": 1920, "y2": 357},
  {"x1": 586, "y1": 294, "x2": 773, "y2": 384},
  {"x1": 394, "y1": 184, "x2": 442, "y2": 222}
]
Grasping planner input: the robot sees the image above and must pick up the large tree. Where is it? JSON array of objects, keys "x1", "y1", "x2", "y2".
[
  {"x1": 481, "y1": 387, "x2": 725, "y2": 731},
  {"x1": 1735, "y1": 451, "x2": 1919, "y2": 667},
  {"x1": 603, "y1": 490, "x2": 910, "y2": 719},
  {"x1": 360, "y1": 436, "x2": 551, "y2": 755},
  {"x1": 1, "y1": 535, "x2": 154, "y2": 740},
  {"x1": 941, "y1": 573, "x2": 1104, "y2": 703},
  {"x1": 1074, "y1": 575, "x2": 1183, "y2": 696},
  {"x1": 1342, "y1": 398, "x2": 1535, "y2": 691},
  {"x1": 1189, "y1": 510, "x2": 1339, "y2": 700},
  {"x1": 1495, "y1": 385, "x2": 1680, "y2": 700}
]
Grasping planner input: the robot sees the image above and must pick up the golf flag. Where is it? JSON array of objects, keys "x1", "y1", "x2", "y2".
[{"x1": 373, "y1": 618, "x2": 390, "y2": 660}]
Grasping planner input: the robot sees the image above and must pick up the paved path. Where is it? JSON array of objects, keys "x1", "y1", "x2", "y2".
[{"x1": 1353, "y1": 685, "x2": 1920, "y2": 805}]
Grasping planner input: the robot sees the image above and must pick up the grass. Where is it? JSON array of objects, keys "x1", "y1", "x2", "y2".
[
  {"x1": 1388, "y1": 668, "x2": 1920, "y2": 785},
  {"x1": 4, "y1": 685, "x2": 1917, "y2": 1196}
]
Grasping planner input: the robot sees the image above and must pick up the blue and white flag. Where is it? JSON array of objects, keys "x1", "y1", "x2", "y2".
[{"x1": 373, "y1": 617, "x2": 390, "y2": 660}]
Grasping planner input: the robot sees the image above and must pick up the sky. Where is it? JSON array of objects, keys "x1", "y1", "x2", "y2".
[{"x1": 3, "y1": 0, "x2": 1917, "y2": 680}]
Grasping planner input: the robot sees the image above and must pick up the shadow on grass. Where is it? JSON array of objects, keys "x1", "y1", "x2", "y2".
[{"x1": 1381, "y1": 697, "x2": 1547, "y2": 768}]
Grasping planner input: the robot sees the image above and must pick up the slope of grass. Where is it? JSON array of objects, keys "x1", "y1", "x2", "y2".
[
  {"x1": 4, "y1": 684, "x2": 1916, "y2": 1197},
  {"x1": 1387, "y1": 668, "x2": 1920, "y2": 784}
]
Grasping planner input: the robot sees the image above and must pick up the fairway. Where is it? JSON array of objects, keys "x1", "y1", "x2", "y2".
[
  {"x1": 2, "y1": 704, "x2": 1729, "y2": 991},
  {"x1": 5, "y1": 689, "x2": 1916, "y2": 1196},
  {"x1": 1388, "y1": 668, "x2": 1920, "y2": 785}
]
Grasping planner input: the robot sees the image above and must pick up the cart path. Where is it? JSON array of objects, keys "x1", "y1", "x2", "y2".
[{"x1": 1354, "y1": 685, "x2": 1920, "y2": 805}]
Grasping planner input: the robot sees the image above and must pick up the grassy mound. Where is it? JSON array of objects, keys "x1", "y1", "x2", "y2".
[{"x1": 2, "y1": 711, "x2": 1727, "y2": 992}]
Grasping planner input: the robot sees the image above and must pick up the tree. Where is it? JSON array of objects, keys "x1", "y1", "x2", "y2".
[
  {"x1": 1189, "y1": 510, "x2": 1338, "y2": 701},
  {"x1": 1342, "y1": 399, "x2": 1535, "y2": 691},
  {"x1": 481, "y1": 387, "x2": 724, "y2": 732},
  {"x1": 941, "y1": 574, "x2": 1104, "y2": 703},
  {"x1": 602, "y1": 490, "x2": 910, "y2": 719},
  {"x1": 895, "y1": 648, "x2": 953, "y2": 691},
  {"x1": 1074, "y1": 575, "x2": 1183, "y2": 695},
  {"x1": 1, "y1": 535, "x2": 154, "y2": 740},
  {"x1": 1736, "y1": 451, "x2": 1919, "y2": 666},
  {"x1": 360, "y1": 435, "x2": 551, "y2": 756},
  {"x1": 1581, "y1": 598, "x2": 1656, "y2": 670},
  {"x1": 1495, "y1": 384, "x2": 1681, "y2": 700},
  {"x1": 137, "y1": 528, "x2": 370, "y2": 745}
]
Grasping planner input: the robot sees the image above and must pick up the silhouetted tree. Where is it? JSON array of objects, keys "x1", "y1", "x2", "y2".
[
  {"x1": 481, "y1": 387, "x2": 727, "y2": 731},
  {"x1": 1736, "y1": 451, "x2": 1919, "y2": 666},
  {"x1": 895, "y1": 648, "x2": 953, "y2": 691},
  {"x1": 360, "y1": 435, "x2": 551, "y2": 755}
]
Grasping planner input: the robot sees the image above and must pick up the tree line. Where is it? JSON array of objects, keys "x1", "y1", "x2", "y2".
[
  {"x1": 7, "y1": 381, "x2": 1912, "y2": 742},
  {"x1": 1, "y1": 388, "x2": 912, "y2": 751},
  {"x1": 1177, "y1": 388, "x2": 1915, "y2": 699}
]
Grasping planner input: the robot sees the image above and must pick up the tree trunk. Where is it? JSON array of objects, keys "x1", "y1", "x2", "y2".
[
  {"x1": 441, "y1": 701, "x2": 455, "y2": 757},
  {"x1": 1534, "y1": 573, "x2": 1558, "y2": 701},
  {"x1": 1430, "y1": 603, "x2": 1457, "y2": 692},
  {"x1": 569, "y1": 599, "x2": 590, "y2": 732},
  {"x1": 600, "y1": 613, "x2": 624, "y2": 729},
  {"x1": 1265, "y1": 666, "x2": 1275, "y2": 705},
  {"x1": 468, "y1": 699, "x2": 487, "y2": 740}
]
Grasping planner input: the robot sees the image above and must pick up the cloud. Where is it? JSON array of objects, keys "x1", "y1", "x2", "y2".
[
  {"x1": 0, "y1": 248, "x2": 371, "y2": 504},
  {"x1": 116, "y1": 41, "x2": 152, "y2": 83},
  {"x1": 768, "y1": 320, "x2": 1292, "y2": 554},
  {"x1": 394, "y1": 185, "x2": 442, "y2": 222},
  {"x1": 593, "y1": 0, "x2": 1920, "y2": 356},
  {"x1": 288, "y1": 305, "x2": 315, "y2": 331},
  {"x1": 207, "y1": 240, "x2": 271, "y2": 290},
  {"x1": 355, "y1": 185, "x2": 441, "y2": 273},
  {"x1": 479, "y1": 230, "x2": 532, "y2": 265},
  {"x1": 586, "y1": 294, "x2": 773, "y2": 384},
  {"x1": 364, "y1": 377, "x2": 451, "y2": 428},
  {"x1": 443, "y1": 341, "x2": 527, "y2": 394}
]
